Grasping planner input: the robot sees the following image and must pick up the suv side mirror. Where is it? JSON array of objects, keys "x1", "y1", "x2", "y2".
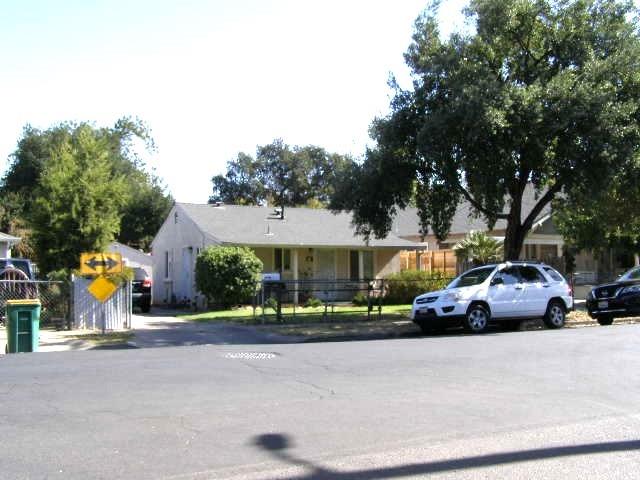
[{"x1": 491, "y1": 277, "x2": 504, "y2": 286}]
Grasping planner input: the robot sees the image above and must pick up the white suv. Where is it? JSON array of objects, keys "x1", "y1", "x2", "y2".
[{"x1": 410, "y1": 262, "x2": 573, "y2": 334}]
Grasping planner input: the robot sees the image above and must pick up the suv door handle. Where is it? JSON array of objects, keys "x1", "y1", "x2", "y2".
[
  {"x1": 515, "y1": 286, "x2": 524, "y2": 290},
  {"x1": 542, "y1": 284, "x2": 550, "y2": 288}
]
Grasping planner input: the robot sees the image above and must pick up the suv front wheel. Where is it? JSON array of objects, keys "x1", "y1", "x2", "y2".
[
  {"x1": 543, "y1": 300, "x2": 566, "y2": 329},
  {"x1": 464, "y1": 304, "x2": 490, "y2": 334}
]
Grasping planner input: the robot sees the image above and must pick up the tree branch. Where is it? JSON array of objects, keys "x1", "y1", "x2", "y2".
[
  {"x1": 454, "y1": 181, "x2": 510, "y2": 220},
  {"x1": 521, "y1": 182, "x2": 563, "y2": 232}
]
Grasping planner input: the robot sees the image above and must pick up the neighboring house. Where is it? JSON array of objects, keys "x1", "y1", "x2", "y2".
[
  {"x1": 107, "y1": 241, "x2": 152, "y2": 277},
  {"x1": 151, "y1": 203, "x2": 425, "y2": 307},
  {"x1": 393, "y1": 192, "x2": 564, "y2": 268},
  {"x1": 0, "y1": 232, "x2": 21, "y2": 258}
]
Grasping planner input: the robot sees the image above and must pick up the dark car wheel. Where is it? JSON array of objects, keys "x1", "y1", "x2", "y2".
[
  {"x1": 596, "y1": 315, "x2": 614, "y2": 326},
  {"x1": 464, "y1": 304, "x2": 489, "y2": 333},
  {"x1": 543, "y1": 300, "x2": 566, "y2": 329},
  {"x1": 141, "y1": 302, "x2": 151, "y2": 313}
]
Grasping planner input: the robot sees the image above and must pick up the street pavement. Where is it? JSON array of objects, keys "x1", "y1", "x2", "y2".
[
  {"x1": 1, "y1": 323, "x2": 640, "y2": 479},
  {"x1": 129, "y1": 311, "x2": 302, "y2": 348}
]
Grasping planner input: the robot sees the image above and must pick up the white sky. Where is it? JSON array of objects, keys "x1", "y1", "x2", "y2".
[{"x1": 0, "y1": 0, "x2": 468, "y2": 203}]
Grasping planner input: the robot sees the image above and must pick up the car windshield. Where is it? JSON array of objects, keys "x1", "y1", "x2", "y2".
[
  {"x1": 447, "y1": 266, "x2": 495, "y2": 289},
  {"x1": 619, "y1": 267, "x2": 640, "y2": 281}
]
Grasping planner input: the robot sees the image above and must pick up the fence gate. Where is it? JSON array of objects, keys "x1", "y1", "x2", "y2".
[{"x1": 73, "y1": 277, "x2": 132, "y2": 330}]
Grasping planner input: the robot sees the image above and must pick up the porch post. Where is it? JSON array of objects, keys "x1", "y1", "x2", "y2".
[{"x1": 292, "y1": 248, "x2": 299, "y2": 305}]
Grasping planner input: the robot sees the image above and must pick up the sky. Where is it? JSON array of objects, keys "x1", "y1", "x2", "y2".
[{"x1": 0, "y1": 0, "x2": 468, "y2": 203}]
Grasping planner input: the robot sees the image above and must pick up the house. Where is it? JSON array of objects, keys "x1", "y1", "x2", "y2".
[
  {"x1": 0, "y1": 232, "x2": 21, "y2": 258},
  {"x1": 107, "y1": 241, "x2": 152, "y2": 277},
  {"x1": 151, "y1": 203, "x2": 425, "y2": 307},
  {"x1": 392, "y1": 191, "x2": 565, "y2": 273}
]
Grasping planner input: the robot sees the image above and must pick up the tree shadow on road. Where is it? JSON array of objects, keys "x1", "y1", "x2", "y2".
[{"x1": 251, "y1": 432, "x2": 640, "y2": 479}]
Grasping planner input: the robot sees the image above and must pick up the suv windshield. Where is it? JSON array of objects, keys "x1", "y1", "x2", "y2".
[
  {"x1": 620, "y1": 267, "x2": 640, "y2": 281},
  {"x1": 447, "y1": 266, "x2": 495, "y2": 289}
]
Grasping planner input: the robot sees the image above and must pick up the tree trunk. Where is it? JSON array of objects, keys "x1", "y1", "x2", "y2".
[{"x1": 503, "y1": 222, "x2": 528, "y2": 260}]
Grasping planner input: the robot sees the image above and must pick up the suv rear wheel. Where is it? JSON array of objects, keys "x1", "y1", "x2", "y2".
[
  {"x1": 543, "y1": 300, "x2": 566, "y2": 329},
  {"x1": 596, "y1": 315, "x2": 614, "y2": 326},
  {"x1": 464, "y1": 304, "x2": 489, "y2": 333}
]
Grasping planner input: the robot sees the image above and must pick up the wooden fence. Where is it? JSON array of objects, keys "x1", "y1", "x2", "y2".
[{"x1": 400, "y1": 250, "x2": 458, "y2": 276}]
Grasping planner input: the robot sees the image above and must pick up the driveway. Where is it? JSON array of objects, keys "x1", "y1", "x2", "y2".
[{"x1": 129, "y1": 308, "x2": 302, "y2": 348}]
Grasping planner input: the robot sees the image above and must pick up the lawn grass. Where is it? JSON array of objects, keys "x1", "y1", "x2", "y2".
[{"x1": 179, "y1": 304, "x2": 413, "y2": 325}]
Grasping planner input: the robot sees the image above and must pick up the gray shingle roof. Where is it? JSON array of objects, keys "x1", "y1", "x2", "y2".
[
  {"x1": 392, "y1": 187, "x2": 554, "y2": 237},
  {"x1": 177, "y1": 203, "x2": 424, "y2": 249}
]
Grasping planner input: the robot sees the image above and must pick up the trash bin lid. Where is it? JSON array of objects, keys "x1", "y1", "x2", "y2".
[{"x1": 6, "y1": 299, "x2": 41, "y2": 306}]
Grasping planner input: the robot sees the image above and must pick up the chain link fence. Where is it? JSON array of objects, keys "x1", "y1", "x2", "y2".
[{"x1": 0, "y1": 280, "x2": 72, "y2": 328}]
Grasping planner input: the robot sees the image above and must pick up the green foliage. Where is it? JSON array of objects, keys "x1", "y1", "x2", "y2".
[
  {"x1": 264, "y1": 297, "x2": 279, "y2": 311},
  {"x1": 195, "y1": 246, "x2": 263, "y2": 308},
  {"x1": 211, "y1": 139, "x2": 356, "y2": 210},
  {"x1": 304, "y1": 297, "x2": 323, "y2": 308},
  {"x1": 0, "y1": 118, "x2": 172, "y2": 273},
  {"x1": 352, "y1": 292, "x2": 369, "y2": 306},
  {"x1": 30, "y1": 124, "x2": 129, "y2": 273},
  {"x1": 335, "y1": 0, "x2": 640, "y2": 260},
  {"x1": 384, "y1": 270, "x2": 450, "y2": 305},
  {"x1": 554, "y1": 161, "x2": 640, "y2": 254},
  {"x1": 453, "y1": 231, "x2": 503, "y2": 266}
]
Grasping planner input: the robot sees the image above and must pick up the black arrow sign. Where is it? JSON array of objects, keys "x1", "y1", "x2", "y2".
[{"x1": 84, "y1": 256, "x2": 118, "y2": 271}]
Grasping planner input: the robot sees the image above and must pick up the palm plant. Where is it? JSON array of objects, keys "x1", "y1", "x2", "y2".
[{"x1": 453, "y1": 231, "x2": 504, "y2": 266}]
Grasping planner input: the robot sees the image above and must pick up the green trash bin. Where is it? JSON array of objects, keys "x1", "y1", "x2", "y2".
[{"x1": 5, "y1": 299, "x2": 41, "y2": 354}]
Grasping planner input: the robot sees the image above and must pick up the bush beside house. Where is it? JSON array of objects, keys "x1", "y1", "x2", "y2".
[{"x1": 195, "y1": 246, "x2": 263, "y2": 308}]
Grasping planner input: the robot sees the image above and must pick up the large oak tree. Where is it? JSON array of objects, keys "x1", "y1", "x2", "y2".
[{"x1": 337, "y1": 0, "x2": 640, "y2": 260}]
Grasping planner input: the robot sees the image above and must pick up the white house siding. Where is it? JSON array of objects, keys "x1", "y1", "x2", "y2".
[
  {"x1": 252, "y1": 247, "x2": 273, "y2": 272},
  {"x1": 151, "y1": 205, "x2": 212, "y2": 306},
  {"x1": 0, "y1": 242, "x2": 10, "y2": 258},
  {"x1": 376, "y1": 250, "x2": 400, "y2": 278}
]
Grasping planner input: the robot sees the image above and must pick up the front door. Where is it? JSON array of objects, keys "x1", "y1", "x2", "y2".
[{"x1": 315, "y1": 249, "x2": 336, "y2": 300}]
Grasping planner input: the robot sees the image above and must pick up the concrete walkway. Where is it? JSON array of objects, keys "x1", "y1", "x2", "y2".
[{"x1": 0, "y1": 325, "x2": 94, "y2": 355}]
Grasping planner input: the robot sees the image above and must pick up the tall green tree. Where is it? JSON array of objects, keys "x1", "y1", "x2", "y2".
[
  {"x1": 30, "y1": 125, "x2": 129, "y2": 273},
  {"x1": 334, "y1": 0, "x2": 640, "y2": 260},
  {"x1": 1, "y1": 118, "x2": 173, "y2": 266},
  {"x1": 210, "y1": 139, "x2": 356, "y2": 213},
  {"x1": 554, "y1": 156, "x2": 640, "y2": 253}
]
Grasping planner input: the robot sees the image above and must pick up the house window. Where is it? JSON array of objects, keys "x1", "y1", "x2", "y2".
[
  {"x1": 274, "y1": 248, "x2": 291, "y2": 272},
  {"x1": 350, "y1": 250, "x2": 374, "y2": 280},
  {"x1": 164, "y1": 251, "x2": 170, "y2": 278}
]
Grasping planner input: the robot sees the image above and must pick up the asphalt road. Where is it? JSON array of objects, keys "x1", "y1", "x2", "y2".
[{"x1": 1, "y1": 325, "x2": 640, "y2": 479}]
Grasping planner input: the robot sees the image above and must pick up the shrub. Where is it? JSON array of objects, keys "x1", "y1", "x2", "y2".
[
  {"x1": 352, "y1": 292, "x2": 368, "y2": 306},
  {"x1": 195, "y1": 246, "x2": 263, "y2": 308},
  {"x1": 304, "y1": 296, "x2": 323, "y2": 308},
  {"x1": 264, "y1": 297, "x2": 278, "y2": 311},
  {"x1": 384, "y1": 270, "x2": 451, "y2": 305}
]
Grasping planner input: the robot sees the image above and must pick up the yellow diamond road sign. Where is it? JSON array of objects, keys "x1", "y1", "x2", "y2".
[
  {"x1": 87, "y1": 276, "x2": 118, "y2": 303},
  {"x1": 80, "y1": 252, "x2": 123, "y2": 275}
]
